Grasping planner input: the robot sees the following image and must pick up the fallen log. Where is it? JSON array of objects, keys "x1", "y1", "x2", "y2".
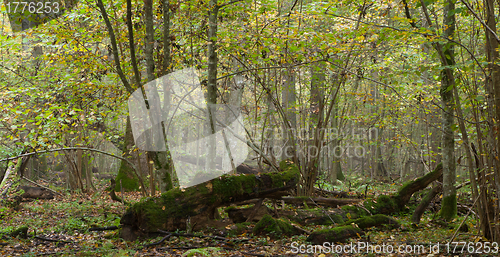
[
  {"x1": 307, "y1": 225, "x2": 364, "y2": 244},
  {"x1": 314, "y1": 188, "x2": 351, "y2": 198},
  {"x1": 18, "y1": 186, "x2": 54, "y2": 199},
  {"x1": 342, "y1": 214, "x2": 400, "y2": 229},
  {"x1": 307, "y1": 214, "x2": 399, "y2": 244},
  {"x1": 279, "y1": 196, "x2": 361, "y2": 207},
  {"x1": 364, "y1": 163, "x2": 443, "y2": 214},
  {"x1": 120, "y1": 167, "x2": 299, "y2": 240},
  {"x1": 411, "y1": 184, "x2": 442, "y2": 223}
]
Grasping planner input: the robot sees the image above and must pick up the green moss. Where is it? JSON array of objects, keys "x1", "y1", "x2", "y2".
[
  {"x1": 363, "y1": 195, "x2": 398, "y2": 214},
  {"x1": 114, "y1": 159, "x2": 139, "y2": 192},
  {"x1": 279, "y1": 159, "x2": 295, "y2": 171},
  {"x1": 212, "y1": 174, "x2": 257, "y2": 203},
  {"x1": 11, "y1": 226, "x2": 28, "y2": 239},
  {"x1": 253, "y1": 214, "x2": 298, "y2": 238},
  {"x1": 332, "y1": 214, "x2": 344, "y2": 224},
  {"x1": 130, "y1": 184, "x2": 208, "y2": 230},
  {"x1": 439, "y1": 195, "x2": 457, "y2": 221},
  {"x1": 307, "y1": 225, "x2": 363, "y2": 243},
  {"x1": 269, "y1": 162, "x2": 299, "y2": 188},
  {"x1": 341, "y1": 214, "x2": 399, "y2": 230},
  {"x1": 341, "y1": 205, "x2": 369, "y2": 219}
]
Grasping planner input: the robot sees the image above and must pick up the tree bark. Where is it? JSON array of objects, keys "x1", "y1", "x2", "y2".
[
  {"x1": 411, "y1": 183, "x2": 441, "y2": 223},
  {"x1": 206, "y1": 0, "x2": 219, "y2": 172},
  {"x1": 437, "y1": 0, "x2": 457, "y2": 221}
]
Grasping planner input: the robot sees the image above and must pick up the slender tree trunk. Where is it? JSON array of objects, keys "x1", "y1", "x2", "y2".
[
  {"x1": 281, "y1": 66, "x2": 297, "y2": 161},
  {"x1": 484, "y1": 0, "x2": 500, "y2": 241},
  {"x1": 437, "y1": 0, "x2": 457, "y2": 220},
  {"x1": 299, "y1": 62, "x2": 325, "y2": 196},
  {"x1": 206, "y1": 0, "x2": 219, "y2": 171}
]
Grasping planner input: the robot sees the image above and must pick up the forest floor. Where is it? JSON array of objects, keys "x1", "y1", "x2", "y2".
[{"x1": 0, "y1": 177, "x2": 487, "y2": 256}]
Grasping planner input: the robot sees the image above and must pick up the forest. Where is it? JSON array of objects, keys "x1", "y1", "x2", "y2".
[{"x1": 0, "y1": 0, "x2": 499, "y2": 255}]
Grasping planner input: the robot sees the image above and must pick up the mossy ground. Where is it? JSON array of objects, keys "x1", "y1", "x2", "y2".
[{"x1": 253, "y1": 214, "x2": 298, "y2": 238}]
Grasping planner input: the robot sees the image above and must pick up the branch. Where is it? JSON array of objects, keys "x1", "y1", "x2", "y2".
[
  {"x1": 402, "y1": 0, "x2": 417, "y2": 28},
  {"x1": 323, "y1": 7, "x2": 487, "y2": 77},
  {"x1": 219, "y1": 0, "x2": 244, "y2": 9},
  {"x1": 460, "y1": 0, "x2": 500, "y2": 44},
  {"x1": 95, "y1": 0, "x2": 134, "y2": 94}
]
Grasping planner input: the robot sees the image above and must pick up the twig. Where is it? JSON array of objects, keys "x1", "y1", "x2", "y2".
[
  {"x1": 356, "y1": 204, "x2": 372, "y2": 216},
  {"x1": 143, "y1": 233, "x2": 172, "y2": 247},
  {"x1": 449, "y1": 192, "x2": 481, "y2": 243}
]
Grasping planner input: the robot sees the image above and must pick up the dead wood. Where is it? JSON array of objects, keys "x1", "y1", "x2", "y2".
[
  {"x1": 280, "y1": 196, "x2": 361, "y2": 207},
  {"x1": 314, "y1": 188, "x2": 351, "y2": 198},
  {"x1": 227, "y1": 203, "x2": 271, "y2": 223},
  {"x1": 411, "y1": 183, "x2": 442, "y2": 223},
  {"x1": 88, "y1": 226, "x2": 120, "y2": 231},
  {"x1": 307, "y1": 225, "x2": 364, "y2": 244},
  {"x1": 364, "y1": 163, "x2": 443, "y2": 214},
  {"x1": 18, "y1": 186, "x2": 54, "y2": 199},
  {"x1": 120, "y1": 168, "x2": 299, "y2": 240}
]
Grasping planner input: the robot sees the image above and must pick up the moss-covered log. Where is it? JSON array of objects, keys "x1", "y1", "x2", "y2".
[
  {"x1": 341, "y1": 214, "x2": 399, "y2": 230},
  {"x1": 307, "y1": 225, "x2": 364, "y2": 244},
  {"x1": 392, "y1": 163, "x2": 443, "y2": 208},
  {"x1": 364, "y1": 163, "x2": 443, "y2": 214},
  {"x1": 120, "y1": 168, "x2": 299, "y2": 240},
  {"x1": 282, "y1": 205, "x2": 370, "y2": 226},
  {"x1": 253, "y1": 214, "x2": 301, "y2": 238},
  {"x1": 280, "y1": 196, "x2": 360, "y2": 207}
]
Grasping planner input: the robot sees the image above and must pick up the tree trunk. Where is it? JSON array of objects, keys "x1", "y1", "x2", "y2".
[
  {"x1": 484, "y1": 0, "x2": 500, "y2": 242},
  {"x1": 115, "y1": 117, "x2": 140, "y2": 191},
  {"x1": 299, "y1": 62, "x2": 325, "y2": 196},
  {"x1": 436, "y1": 0, "x2": 457, "y2": 221},
  {"x1": 281, "y1": 66, "x2": 297, "y2": 161},
  {"x1": 205, "y1": 0, "x2": 219, "y2": 172}
]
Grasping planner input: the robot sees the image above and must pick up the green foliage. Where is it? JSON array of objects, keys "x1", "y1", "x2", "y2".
[{"x1": 182, "y1": 247, "x2": 222, "y2": 257}]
